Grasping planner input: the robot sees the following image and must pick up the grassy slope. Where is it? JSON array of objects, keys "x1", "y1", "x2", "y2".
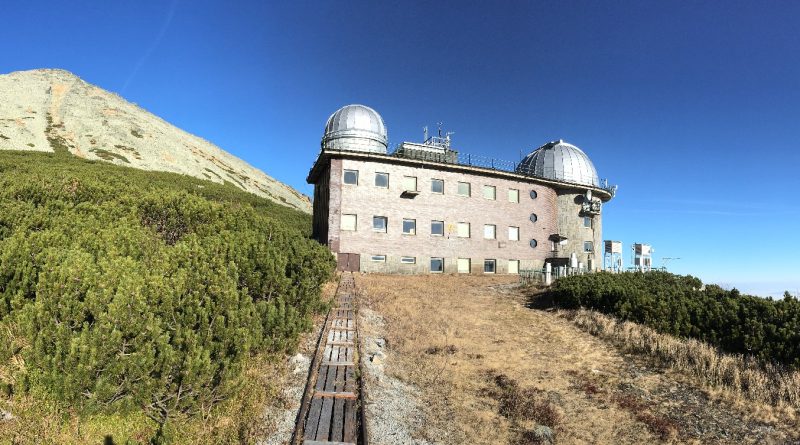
[
  {"x1": 0, "y1": 150, "x2": 310, "y2": 231},
  {"x1": 357, "y1": 274, "x2": 799, "y2": 445},
  {"x1": 0, "y1": 150, "x2": 331, "y2": 444}
]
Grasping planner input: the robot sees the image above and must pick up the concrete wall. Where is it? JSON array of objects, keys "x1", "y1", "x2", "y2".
[
  {"x1": 328, "y1": 157, "x2": 559, "y2": 274},
  {"x1": 555, "y1": 190, "x2": 603, "y2": 271}
]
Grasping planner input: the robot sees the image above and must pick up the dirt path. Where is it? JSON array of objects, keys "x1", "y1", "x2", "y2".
[{"x1": 356, "y1": 274, "x2": 797, "y2": 445}]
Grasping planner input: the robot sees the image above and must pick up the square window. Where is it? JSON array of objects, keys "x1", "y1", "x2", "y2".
[
  {"x1": 508, "y1": 226, "x2": 519, "y2": 241},
  {"x1": 457, "y1": 222, "x2": 470, "y2": 238},
  {"x1": 375, "y1": 172, "x2": 389, "y2": 188},
  {"x1": 431, "y1": 220, "x2": 444, "y2": 236},
  {"x1": 401, "y1": 256, "x2": 416, "y2": 264},
  {"x1": 403, "y1": 176, "x2": 417, "y2": 191},
  {"x1": 584, "y1": 216, "x2": 592, "y2": 228},
  {"x1": 341, "y1": 214, "x2": 357, "y2": 231},
  {"x1": 430, "y1": 257, "x2": 444, "y2": 273},
  {"x1": 343, "y1": 169, "x2": 358, "y2": 185},
  {"x1": 403, "y1": 219, "x2": 416, "y2": 235},
  {"x1": 373, "y1": 216, "x2": 387, "y2": 232},
  {"x1": 457, "y1": 182, "x2": 471, "y2": 196},
  {"x1": 584, "y1": 241, "x2": 594, "y2": 252},
  {"x1": 484, "y1": 224, "x2": 496, "y2": 239},
  {"x1": 484, "y1": 259, "x2": 496, "y2": 274},
  {"x1": 457, "y1": 258, "x2": 471, "y2": 273},
  {"x1": 508, "y1": 189, "x2": 519, "y2": 203},
  {"x1": 508, "y1": 259, "x2": 519, "y2": 274},
  {"x1": 431, "y1": 179, "x2": 444, "y2": 194},
  {"x1": 371, "y1": 255, "x2": 386, "y2": 262},
  {"x1": 483, "y1": 185, "x2": 496, "y2": 200}
]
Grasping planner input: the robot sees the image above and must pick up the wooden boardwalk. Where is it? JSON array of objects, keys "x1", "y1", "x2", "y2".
[{"x1": 294, "y1": 273, "x2": 364, "y2": 445}]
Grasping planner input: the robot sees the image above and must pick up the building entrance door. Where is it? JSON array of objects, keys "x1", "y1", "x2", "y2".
[{"x1": 337, "y1": 253, "x2": 361, "y2": 272}]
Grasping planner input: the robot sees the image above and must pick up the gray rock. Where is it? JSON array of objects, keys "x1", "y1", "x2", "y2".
[{"x1": 531, "y1": 425, "x2": 554, "y2": 445}]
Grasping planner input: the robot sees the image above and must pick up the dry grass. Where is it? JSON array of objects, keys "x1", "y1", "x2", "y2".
[
  {"x1": 357, "y1": 274, "x2": 800, "y2": 445},
  {"x1": 563, "y1": 308, "x2": 800, "y2": 411},
  {"x1": 357, "y1": 274, "x2": 659, "y2": 444}
]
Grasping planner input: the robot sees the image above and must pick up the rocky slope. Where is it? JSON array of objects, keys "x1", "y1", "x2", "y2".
[{"x1": 0, "y1": 68, "x2": 310, "y2": 212}]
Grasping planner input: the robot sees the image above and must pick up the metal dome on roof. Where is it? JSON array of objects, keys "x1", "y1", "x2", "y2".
[
  {"x1": 322, "y1": 104, "x2": 388, "y2": 154},
  {"x1": 516, "y1": 140, "x2": 600, "y2": 187}
]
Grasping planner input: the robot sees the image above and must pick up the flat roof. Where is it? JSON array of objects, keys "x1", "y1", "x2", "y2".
[{"x1": 307, "y1": 149, "x2": 615, "y2": 202}]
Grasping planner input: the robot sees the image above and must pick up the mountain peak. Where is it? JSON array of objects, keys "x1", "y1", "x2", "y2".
[{"x1": 0, "y1": 68, "x2": 310, "y2": 212}]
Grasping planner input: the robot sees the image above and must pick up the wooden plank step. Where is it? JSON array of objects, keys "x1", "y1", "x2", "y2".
[
  {"x1": 329, "y1": 326, "x2": 356, "y2": 331},
  {"x1": 313, "y1": 390, "x2": 357, "y2": 399},
  {"x1": 320, "y1": 361, "x2": 354, "y2": 366},
  {"x1": 327, "y1": 341, "x2": 354, "y2": 346},
  {"x1": 303, "y1": 441, "x2": 356, "y2": 445}
]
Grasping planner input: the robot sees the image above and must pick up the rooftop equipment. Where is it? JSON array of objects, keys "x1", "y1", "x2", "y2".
[
  {"x1": 604, "y1": 240, "x2": 623, "y2": 272},
  {"x1": 632, "y1": 243, "x2": 653, "y2": 272}
]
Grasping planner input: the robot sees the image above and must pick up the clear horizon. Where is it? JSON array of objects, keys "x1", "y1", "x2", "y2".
[{"x1": 2, "y1": 1, "x2": 799, "y2": 297}]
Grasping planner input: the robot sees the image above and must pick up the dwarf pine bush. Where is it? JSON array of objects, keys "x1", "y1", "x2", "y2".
[
  {"x1": 549, "y1": 271, "x2": 800, "y2": 369},
  {"x1": 0, "y1": 150, "x2": 334, "y2": 435}
]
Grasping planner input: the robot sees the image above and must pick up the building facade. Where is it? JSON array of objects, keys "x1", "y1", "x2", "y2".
[{"x1": 307, "y1": 104, "x2": 615, "y2": 274}]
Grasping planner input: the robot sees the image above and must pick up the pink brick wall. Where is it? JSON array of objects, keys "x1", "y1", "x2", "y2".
[{"x1": 331, "y1": 157, "x2": 559, "y2": 273}]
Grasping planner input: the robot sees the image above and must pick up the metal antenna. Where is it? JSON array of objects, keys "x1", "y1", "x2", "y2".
[{"x1": 661, "y1": 257, "x2": 681, "y2": 271}]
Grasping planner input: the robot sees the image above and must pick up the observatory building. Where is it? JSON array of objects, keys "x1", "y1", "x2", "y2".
[{"x1": 307, "y1": 104, "x2": 616, "y2": 274}]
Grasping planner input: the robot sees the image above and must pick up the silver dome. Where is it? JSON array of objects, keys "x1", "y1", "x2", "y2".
[
  {"x1": 322, "y1": 104, "x2": 388, "y2": 154},
  {"x1": 516, "y1": 140, "x2": 600, "y2": 187}
]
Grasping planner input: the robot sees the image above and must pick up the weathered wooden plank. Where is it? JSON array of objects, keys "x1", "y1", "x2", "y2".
[
  {"x1": 342, "y1": 398, "x2": 358, "y2": 443},
  {"x1": 304, "y1": 398, "x2": 324, "y2": 440},
  {"x1": 324, "y1": 355, "x2": 338, "y2": 392},
  {"x1": 344, "y1": 366, "x2": 356, "y2": 393},
  {"x1": 315, "y1": 397, "x2": 335, "y2": 441},
  {"x1": 331, "y1": 396, "x2": 345, "y2": 442},
  {"x1": 315, "y1": 365, "x2": 330, "y2": 392},
  {"x1": 333, "y1": 361, "x2": 346, "y2": 392},
  {"x1": 328, "y1": 340, "x2": 354, "y2": 346},
  {"x1": 303, "y1": 441, "x2": 355, "y2": 445},
  {"x1": 320, "y1": 361, "x2": 354, "y2": 366},
  {"x1": 313, "y1": 390, "x2": 357, "y2": 399}
]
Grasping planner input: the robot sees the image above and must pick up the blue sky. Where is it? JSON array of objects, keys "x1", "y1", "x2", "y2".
[{"x1": 2, "y1": 1, "x2": 799, "y2": 296}]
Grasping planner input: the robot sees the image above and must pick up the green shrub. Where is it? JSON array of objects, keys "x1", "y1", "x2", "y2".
[
  {"x1": 0, "y1": 150, "x2": 334, "y2": 440},
  {"x1": 548, "y1": 271, "x2": 800, "y2": 368}
]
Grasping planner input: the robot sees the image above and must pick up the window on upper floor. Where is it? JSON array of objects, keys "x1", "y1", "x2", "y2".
[
  {"x1": 457, "y1": 222, "x2": 470, "y2": 238},
  {"x1": 508, "y1": 189, "x2": 519, "y2": 203},
  {"x1": 403, "y1": 218, "x2": 416, "y2": 235},
  {"x1": 584, "y1": 216, "x2": 592, "y2": 228},
  {"x1": 508, "y1": 226, "x2": 520, "y2": 241},
  {"x1": 341, "y1": 214, "x2": 357, "y2": 231},
  {"x1": 373, "y1": 216, "x2": 387, "y2": 232},
  {"x1": 375, "y1": 172, "x2": 389, "y2": 188},
  {"x1": 584, "y1": 241, "x2": 594, "y2": 252},
  {"x1": 431, "y1": 179, "x2": 444, "y2": 194},
  {"x1": 402, "y1": 176, "x2": 417, "y2": 192},
  {"x1": 457, "y1": 181, "x2": 471, "y2": 197},
  {"x1": 431, "y1": 220, "x2": 444, "y2": 236},
  {"x1": 483, "y1": 185, "x2": 496, "y2": 200},
  {"x1": 343, "y1": 169, "x2": 358, "y2": 185},
  {"x1": 484, "y1": 224, "x2": 496, "y2": 239}
]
